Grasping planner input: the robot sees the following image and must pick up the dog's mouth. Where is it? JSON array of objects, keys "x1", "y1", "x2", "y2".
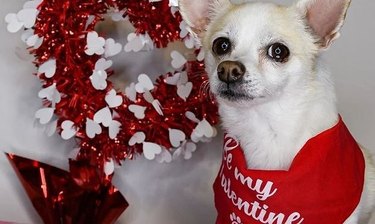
[{"x1": 218, "y1": 86, "x2": 255, "y2": 101}]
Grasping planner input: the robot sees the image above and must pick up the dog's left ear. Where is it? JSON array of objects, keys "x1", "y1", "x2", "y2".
[
  {"x1": 179, "y1": 0, "x2": 231, "y2": 38},
  {"x1": 296, "y1": 0, "x2": 351, "y2": 49}
]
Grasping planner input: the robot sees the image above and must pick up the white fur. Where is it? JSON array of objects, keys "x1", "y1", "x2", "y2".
[{"x1": 179, "y1": 0, "x2": 375, "y2": 222}]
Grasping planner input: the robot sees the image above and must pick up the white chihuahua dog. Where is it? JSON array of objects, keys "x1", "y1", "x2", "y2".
[{"x1": 179, "y1": 0, "x2": 375, "y2": 223}]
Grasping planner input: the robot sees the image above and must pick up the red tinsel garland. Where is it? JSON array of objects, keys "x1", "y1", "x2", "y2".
[{"x1": 7, "y1": 0, "x2": 218, "y2": 177}]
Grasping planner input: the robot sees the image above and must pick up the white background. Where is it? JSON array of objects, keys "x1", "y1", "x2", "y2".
[{"x1": 0, "y1": 0, "x2": 374, "y2": 223}]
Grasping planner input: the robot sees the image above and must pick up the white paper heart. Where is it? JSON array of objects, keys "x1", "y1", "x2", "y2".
[
  {"x1": 124, "y1": 33, "x2": 144, "y2": 52},
  {"x1": 135, "y1": 74, "x2": 154, "y2": 93},
  {"x1": 179, "y1": 21, "x2": 189, "y2": 38},
  {"x1": 104, "y1": 159, "x2": 115, "y2": 176},
  {"x1": 90, "y1": 70, "x2": 107, "y2": 90},
  {"x1": 17, "y1": 8, "x2": 38, "y2": 29},
  {"x1": 26, "y1": 34, "x2": 38, "y2": 46},
  {"x1": 177, "y1": 82, "x2": 193, "y2": 101},
  {"x1": 85, "y1": 31, "x2": 105, "y2": 55},
  {"x1": 191, "y1": 118, "x2": 215, "y2": 142},
  {"x1": 95, "y1": 58, "x2": 112, "y2": 71},
  {"x1": 61, "y1": 120, "x2": 77, "y2": 140},
  {"x1": 93, "y1": 107, "x2": 112, "y2": 127},
  {"x1": 125, "y1": 82, "x2": 137, "y2": 102},
  {"x1": 86, "y1": 118, "x2": 102, "y2": 138},
  {"x1": 109, "y1": 120, "x2": 121, "y2": 139},
  {"x1": 124, "y1": 33, "x2": 154, "y2": 52},
  {"x1": 129, "y1": 132, "x2": 146, "y2": 146},
  {"x1": 178, "y1": 71, "x2": 188, "y2": 85},
  {"x1": 38, "y1": 59, "x2": 56, "y2": 78},
  {"x1": 35, "y1": 107, "x2": 54, "y2": 125},
  {"x1": 184, "y1": 36, "x2": 195, "y2": 49},
  {"x1": 182, "y1": 141, "x2": 197, "y2": 160},
  {"x1": 38, "y1": 83, "x2": 61, "y2": 104},
  {"x1": 128, "y1": 105, "x2": 146, "y2": 119},
  {"x1": 197, "y1": 49, "x2": 205, "y2": 61},
  {"x1": 185, "y1": 111, "x2": 200, "y2": 123},
  {"x1": 165, "y1": 72, "x2": 181, "y2": 85},
  {"x1": 105, "y1": 38, "x2": 122, "y2": 58},
  {"x1": 105, "y1": 89, "x2": 123, "y2": 108},
  {"x1": 169, "y1": 128, "x2": 186, "y2": 147},
  {"x1": 171, "y1": 50, "x2": 187, "y2": 69},
  {"x1": 143, "y1": 142, "x2": 162, "y2": 160},
  {"x1": 26, "y1": 34, "x2": 43, "y2": 48},
  {"x1": 156, "y1": 148, "x2": 172, "y2": 163},
  {"x1": 5, "y1": 13, "x2": 24, "y2": 33}
]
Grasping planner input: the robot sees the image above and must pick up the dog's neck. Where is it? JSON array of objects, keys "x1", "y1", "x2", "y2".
[{"x1": 218, "y1": 58, "x2": 339, "y2": 170}]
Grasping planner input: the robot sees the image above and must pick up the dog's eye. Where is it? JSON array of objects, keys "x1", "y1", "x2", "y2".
[
  {"x1": 212, "y1": 37, "x2": 231, "y2": 56},
  {"x1": 267, "y1": 43, "x2": 290, "y2": 62}
]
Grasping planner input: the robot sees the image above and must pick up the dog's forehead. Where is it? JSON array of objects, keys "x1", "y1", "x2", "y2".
[{"x1": 208, "y1": 3, "x2": 294, "y2": 44}]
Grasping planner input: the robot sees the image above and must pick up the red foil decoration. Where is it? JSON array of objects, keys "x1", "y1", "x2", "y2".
[{"x1": 6, "y1": 153, "x2": 128, "y2": 224}]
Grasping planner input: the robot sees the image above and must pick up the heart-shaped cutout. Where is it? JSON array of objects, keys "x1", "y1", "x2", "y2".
[
  {"x1": 17, "y1": 8, "x2": 38, "y2": 29},
  {"x1": 128, "y1": 105, "x2": 146, "y2": 119},
  {"x1": 182, "y1": 142, "x2": 197, "y2": 160},
  {"x1": 105, "y1": 89, "x2": 123, "y2": 108},
  {"x1": 171, "y1": 50, "x2": 187, "y2": 69},
  {"x1": 169, "y1": 128, "x2": 186, "y2": 148},
  {"x1": 177, "y1": 82, "x2": 193, "y2": 101},
  {"x1": 61, "y1": 120, "x2": 77, "y2": 140},
  {"x1": 104, "y1": 159, "x2": 115, "y2": 176},
  {"x1": 38, "y1": 83, "x2": 61, "y2": 104},
  {"x1": 156, "y1": 148, "x2": 172, "y2": 163},
  {"x1": 129, "y1": 132, "x2": 146, "y2": 146},
  {"x1": 85, "y1": 31, "x2": 105, "y2": 55},
  {"x1": 109, "y1": 120, "x2": 121, "y2": 139},
  {"x1": 35, "y1": 107, "x2": 54, "y2": 124},
  {"x1": 93, "y1": 107, "x2": 112, "y2": 127},
  {"x1": 86, "y1": 118, "x2": 102, "y2": 139},
  {"x1": 125, "y1": 82, "x2": 137, "y2": 102},
  {"x1": 5, "y1": 13, "x2": 23, "y2": 33},
  {"x1": 105, "y1": 38, "x2": 122, "y2": 57},
  {"x1": 95, "y1": 58, "x2": 112, "y2": 71},
  {"x1": 90, "y1": 70, "x2": 108, "y2": 90},
  {"x1": 191, "y1": 118, "x2": 214, "y2": 141},
  {"x1": 143, "y1": 142, "x2": 162, "y2": 160},
  {"x1": 38, "y1": 59, "x2": 56, "y2": 78},
  {"x1": 135, "y1": 74, "x2": 154, "y2": 93}
]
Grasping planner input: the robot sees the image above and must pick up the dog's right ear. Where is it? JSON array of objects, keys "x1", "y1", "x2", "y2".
[
  {"x1": 179, "y1": 0, "x2": 230, "y2": 37},
  {"x1": 295, "y1": 0, "x2": 351, "y2": 49}
]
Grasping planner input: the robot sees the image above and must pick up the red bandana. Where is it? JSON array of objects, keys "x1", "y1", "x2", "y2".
[{"x1": 213, "y1": 117, "x2": 365, "y2": 224}]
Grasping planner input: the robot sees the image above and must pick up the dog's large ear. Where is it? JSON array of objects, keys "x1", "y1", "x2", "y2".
[
  {"x1": 179, "y1": 0, "x2": 230, "y2": 37},
  {"x1": 296, "y1": 0, "x2": 351, "y2": 49}
]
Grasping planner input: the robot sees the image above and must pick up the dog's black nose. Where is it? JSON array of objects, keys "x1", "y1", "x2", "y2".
[{"x1": 217, "y1": 61, "x2": 246, "y2": 84}]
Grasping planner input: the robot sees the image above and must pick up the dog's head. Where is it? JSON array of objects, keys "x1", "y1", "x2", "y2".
[{"x1": 179, "y1": 0, "x2": 351, "y2": 107}]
